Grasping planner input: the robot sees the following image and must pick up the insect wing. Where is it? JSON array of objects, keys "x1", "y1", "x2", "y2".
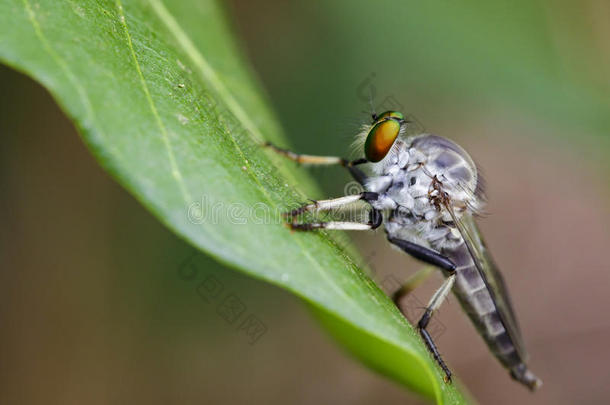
[{"x1": 445, "y1": 205, "x2": 528, "y2": 360}]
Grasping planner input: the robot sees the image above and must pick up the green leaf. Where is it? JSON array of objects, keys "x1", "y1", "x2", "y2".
[{"x1": 0, "y1": 1, "x2": 470, "y2": 403}]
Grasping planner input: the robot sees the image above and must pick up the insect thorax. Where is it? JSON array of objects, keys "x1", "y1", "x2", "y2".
[{"x1": 364, "y1": 134, "x2": 484, "y2": 250}]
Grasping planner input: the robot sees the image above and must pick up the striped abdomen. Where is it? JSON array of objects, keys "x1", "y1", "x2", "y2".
[{"x1": 444, "y1": 241, "x2": 523, "y2": 369}]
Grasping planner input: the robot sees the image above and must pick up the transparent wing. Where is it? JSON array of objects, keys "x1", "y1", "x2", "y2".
[{"x1": 445, "y1": 204, "x2": 528, "y2": 360}]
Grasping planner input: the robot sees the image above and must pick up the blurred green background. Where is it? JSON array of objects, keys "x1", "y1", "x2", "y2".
[{"x1": 1, "y1": 1, "x2": 609, "y2": 404}]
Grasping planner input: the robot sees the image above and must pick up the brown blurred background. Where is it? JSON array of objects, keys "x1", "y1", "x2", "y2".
[{"x1": 1, "y1": 1, "x2": 610, "y2": 404}]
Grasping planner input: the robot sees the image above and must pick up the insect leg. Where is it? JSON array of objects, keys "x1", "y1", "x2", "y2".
[
  {"x1": 391, "y1": 266, "x2": 434, "y2": 305},
  {"x1": 286, "y1": 193, "x2": 381, "y2": 231},
  {"x1": 289, "y1": 208, "x2": 381, "y2": 231},
  {"x1": 387, "y1": 237, "x2": 456, "y2": 272},
  {"x1": 418, "y1": 274, "x2": 456, "y2": 382},
  {"x1": 289, "y1": 221, "x2": 376, "y2": 231},
  {"x1": 285, "y1": 192, "x2": 378, "y2": 217},
  {"x1": 263, "y1": 142, "x2": 368, "y2": 184}
]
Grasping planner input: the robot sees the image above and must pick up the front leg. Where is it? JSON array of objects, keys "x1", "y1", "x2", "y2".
[
  {"x1": 285, "y1": 192, "x2": 379, "y2": 217},
  {"x1": 286, "y1": 192, "x2": 382, "y2": 231},
  {"x1": 263, "y1": 141, "x2": 369, "y2": 184}
]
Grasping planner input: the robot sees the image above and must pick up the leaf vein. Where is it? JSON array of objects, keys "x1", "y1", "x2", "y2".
[
  {"x1": 149, "y1": 0, "x2": 263, "y2": 144},
  {"x1": 115, "y1": 0, "x2": 192, "y2": 204}
]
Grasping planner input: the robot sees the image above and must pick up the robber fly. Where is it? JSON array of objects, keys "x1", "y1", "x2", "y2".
[{"x1": 264, "y1": 110, "x2": 542, "y2": 390}]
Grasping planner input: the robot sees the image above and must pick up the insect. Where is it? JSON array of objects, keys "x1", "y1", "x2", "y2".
[{"x1": 264, "y1": 110, "x2": 542, "y2": 390}]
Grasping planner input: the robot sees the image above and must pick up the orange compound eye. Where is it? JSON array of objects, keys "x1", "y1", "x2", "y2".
[{"x1": 364, "y1": 119, "x2": 401, "y2": 162}]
